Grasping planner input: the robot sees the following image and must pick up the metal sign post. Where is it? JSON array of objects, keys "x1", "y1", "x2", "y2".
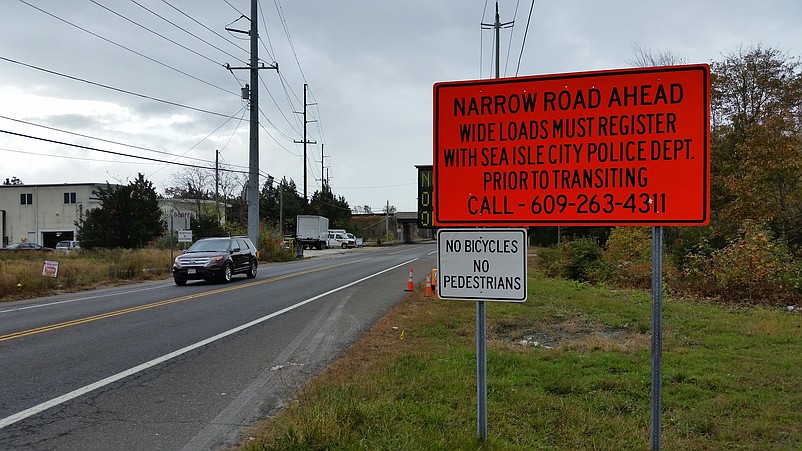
[
  {"x1": 651, "y1": 226, "x2": 664, "y2": 450},
  {"x1": 477, "y1": 300, "x2": 487, "y2": 440}
]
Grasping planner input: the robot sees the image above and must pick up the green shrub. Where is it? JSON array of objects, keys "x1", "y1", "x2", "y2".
[
  {"x1": 680, "y1": 221, "x2": 800, "y2": 305},
  {"x1": 258, "y1": 226, "x2": 295, "y2": 262},
  {"x1": 538, "y1": 237, "x2": 603, "y2": 282},
  {"x1": 592, "y1": 227, "x2": 654, "y2": 288}
]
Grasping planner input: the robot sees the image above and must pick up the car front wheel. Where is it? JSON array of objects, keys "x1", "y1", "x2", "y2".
[
  {"x1": 247, "y1": 259, "x2": 257, "y2": 278},
  {"x1": 174, "y1": 278, "x2": 187, "y2": 286},
  {"x1": 220, "y1": 264, "x2": 233, "y2": 283}
]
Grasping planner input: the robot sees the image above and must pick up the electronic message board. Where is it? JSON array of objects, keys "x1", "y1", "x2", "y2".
[
  {"x1": 433, "y1": 64, "x2": 710, "y2": 226},
  {"x1": 416, "y1": 165, "x2": 434, "y2": 228}
]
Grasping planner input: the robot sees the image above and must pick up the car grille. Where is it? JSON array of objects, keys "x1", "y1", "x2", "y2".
[{"x1": 177, "y1": 257, "x2": 211, "y2": 266}]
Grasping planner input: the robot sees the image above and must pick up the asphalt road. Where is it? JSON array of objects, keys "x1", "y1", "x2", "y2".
[{"x1": 0, "y1": 243, "x2": 437, "y2": 450}]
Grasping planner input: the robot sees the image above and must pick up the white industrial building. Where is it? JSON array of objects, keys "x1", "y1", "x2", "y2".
[
  {"x1": 0, "y1": 183, "x2": 224, "y2": 248},
  {"x1": 0, "y1": 183, "x2": 104, "y2": 248}
]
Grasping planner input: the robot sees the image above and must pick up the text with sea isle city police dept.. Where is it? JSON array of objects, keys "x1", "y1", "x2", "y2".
[{"x1": 433, "y1": 65, "x2": 710, "y2": 226}]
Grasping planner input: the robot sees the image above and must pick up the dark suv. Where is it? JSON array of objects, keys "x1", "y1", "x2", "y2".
[{"x1": 172, "y1": 236, "x2": 258, "y2": 285}]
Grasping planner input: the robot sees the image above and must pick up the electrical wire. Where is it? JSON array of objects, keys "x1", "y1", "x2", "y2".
[
  {"x1": 131, "y1": 0, "x2": 250, "y2": 66},
  {"x1": 0, "y1": 114, "x2": 246, "y2": 167},
  {"x1": 17, "y1": 0, "x2": 238, "y2": 97},
  {"x1": 0, "y1": 56, "x2": 236, "y2": 119},
  {"x1": 147, "y1": 107, "x2": 250, "y2": 178},
  {"x1": 515, "y1": 0, "x2": 536, "y2": 76},
  {"x1": 161, "y1": 0, "x2": 249, "y2": 58},
  {"x1": 271, "y1": 0, "x2": 308, "y2": 84},
  {"x1": 90, "y1": 0, "x2": 223, "y2": 67},
  {"x1": 0, "y1": 146, "x2": 161, "y2": 165},
  {"x1": 0, "y1": 129, "x2": 249, "y2": 174},
  {"x1": 256, "y1": 0, "x2": 278, "y2": 64},
  {"x1": 504, "y1": 0, "x2": 521, "y2": 77},
  {"x1": 222, "y1": 0, "x2": 246, "y2": 17}
]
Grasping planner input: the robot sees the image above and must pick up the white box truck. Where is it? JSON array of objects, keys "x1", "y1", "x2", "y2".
[{"x1": 296, "y1": 215, "x2": 329, "y2": 250}]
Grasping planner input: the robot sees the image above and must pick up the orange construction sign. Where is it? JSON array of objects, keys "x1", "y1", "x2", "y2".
[{"x1": 432, "y1": 64, "x2": 710, "y2": 226}]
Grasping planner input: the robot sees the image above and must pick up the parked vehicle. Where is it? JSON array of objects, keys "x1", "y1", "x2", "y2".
[
  {"x1": 2, "y1": 242, "x2": 54, "y2": 252},
  {"x1": 347, "y1": 233, "x2": 363, "y2": 247},
  {"x1": 55, "y1": 240, "x2": 81, "y2": 252},
  {"x1": 296, "y1": 215, "x2": 329, "y2": 250},
  {"x1": 172, "y1": 236, "x2": 258, "y2": 285},
  {"x1": 327, "y1": 232, "x2": 356, "y2": 249}
]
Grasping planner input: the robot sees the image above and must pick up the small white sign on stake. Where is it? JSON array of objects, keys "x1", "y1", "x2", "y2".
[
  {"x1": 436, "y1": 228, "x2": 527, "y2": 302},
  {"x1": 42, "y1": 260, "x2": 59, "y2": 278}
]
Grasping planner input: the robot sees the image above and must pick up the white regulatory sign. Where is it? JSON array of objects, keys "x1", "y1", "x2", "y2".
[
  {"x1": 178, "y1": 229, "x2": 193, "y2": 243},
  {"x1": 436, "y1": 228, "x2": 527, "y2": 302}
]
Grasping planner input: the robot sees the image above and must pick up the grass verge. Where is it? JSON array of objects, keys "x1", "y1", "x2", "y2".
[
  {"x1": 237, "y1": 271, "x2": 802, "y2": 450},
  {"x1": 0, "y1": 249, "x2": 173, "y2": 302}
]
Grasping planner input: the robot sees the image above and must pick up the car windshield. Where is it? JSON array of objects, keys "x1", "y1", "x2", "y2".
[{"x1": 185, "y1": 240, "x2": 230, "y2": 253}]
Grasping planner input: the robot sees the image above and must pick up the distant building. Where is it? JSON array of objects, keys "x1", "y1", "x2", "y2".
[
  {"x1": 0, "y1": 183, "x2": 105, "y2": 248},
  {"x1": 0, "y1": 183, "x2": 229, "y2": 248}
]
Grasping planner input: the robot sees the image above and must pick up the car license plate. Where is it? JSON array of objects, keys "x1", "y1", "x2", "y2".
[{"x1": 188, "y1": 269, "x2": 196, "y2": 274}]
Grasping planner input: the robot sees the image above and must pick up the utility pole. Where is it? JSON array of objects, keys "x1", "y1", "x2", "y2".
[
  {"x1": 225, "y1": 0, "x2": 277, "y2": 246},
  {"x1": 318, "y1": 144, "x2": 330, "y2": 188},
  {"x1": 294, "y1": 83, "x2": 317, "y2": 204},
  {"x1": 320, "y1": 143, "x2": 325, "y2": 188},
  {"x1": 215, "y1": 149, "x2": 220, "y2": 221}
]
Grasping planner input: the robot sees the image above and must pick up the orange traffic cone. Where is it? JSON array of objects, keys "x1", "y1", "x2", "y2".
[
  {"x1": 431, "y1": 268, "x2": 438, "y2": 299},
  {"x1": 404, "y1": 268, "x2": 415, "y2": 291},
  {"x1": 425, "y1": 273, "x2": 432, "y2": 297}
]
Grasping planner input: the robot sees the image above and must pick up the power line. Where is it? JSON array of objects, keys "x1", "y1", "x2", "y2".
[
  {"x1": 17, "y1": 0, "x2": 238, "y2": 97},
  {"x1": 0, "y1": 56, "x2": 236, "y2": 119},
  {"x1": 161, "y1": 0, "x2": 250, "y2": 59},
  {"x1": 515, "y1": 0, "x2": 537, "y2": 76},
  {"x1": 130, "y1": 0, "x2": 250, "y2": 66},
  {"x1": 0, "y1": 146, "x2": 161, "y2": 166},
  {"x1": 256, "y1": 0, "x2": 277, "y2": 63},
  {"x1": 0, "y1": 114, "x2": 246, "y2": 168},
  {"x1": 90, "y1": 0, "x2": 223, "y2": 67},
  {"x1": 147, "y1": 107, "x2": 250, "y2": 178},
  {"x1": 271, "y1": 0, "x2": 308, "y2": 84},
  {"x1": 0, "y1": 129, "x2": 250, "y2": 174},
  {"x1": 257, "y1": 72, "x2": 302, "y2": 138},
  {"x1": 222, "y1": 0, "x2": 246, "y2": 17},
  {"x1": 504, "y1": 0, "x2": 522, "y2": 77}
]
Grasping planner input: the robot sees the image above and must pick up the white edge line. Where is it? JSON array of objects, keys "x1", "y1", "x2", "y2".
[{"x1": 0, "y1": 257, "x2": 418, "y2": 430}]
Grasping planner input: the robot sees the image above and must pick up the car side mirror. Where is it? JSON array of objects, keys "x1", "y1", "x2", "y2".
[{"x1": 231, "y1": 247, "x2": 240, "y2": 253}]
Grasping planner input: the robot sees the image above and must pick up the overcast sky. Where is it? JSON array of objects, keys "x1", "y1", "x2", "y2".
[{"x1": 1, "y1": 1, "x2": 800, "y2": 212}]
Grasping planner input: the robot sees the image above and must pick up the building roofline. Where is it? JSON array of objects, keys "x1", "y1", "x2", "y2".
[{"x1": 0, "y1": 182, "x2": 114, "y2": 189}]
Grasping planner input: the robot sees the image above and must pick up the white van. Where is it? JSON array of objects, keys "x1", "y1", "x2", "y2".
[{"x1": 327, "y1": 232, "x2": 355, "y2": 249}]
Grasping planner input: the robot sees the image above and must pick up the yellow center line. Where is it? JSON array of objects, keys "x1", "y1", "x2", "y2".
[{"x1": 0, "y1": 258, "x2": 370, "y2": 342}]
